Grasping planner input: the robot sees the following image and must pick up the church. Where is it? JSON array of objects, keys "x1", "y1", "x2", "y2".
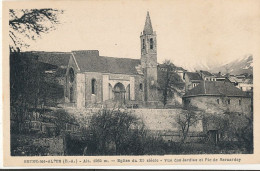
[{"x1": 65, "y1": 12, "x2": 159, "y2": 108}]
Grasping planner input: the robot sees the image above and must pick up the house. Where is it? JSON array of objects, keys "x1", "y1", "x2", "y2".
[
  {"x1": 198, "y1": 70, "x2": 215, "y2": 81},
  {"x1": 228, "y1": 75, "x2": 253, "y2": 94},
  {"x1": 182, "y1": 81, "x2": 252, "y2": 115},
  {"x1": 183, "y1": 72, "x2": 202, "y2": 91}
]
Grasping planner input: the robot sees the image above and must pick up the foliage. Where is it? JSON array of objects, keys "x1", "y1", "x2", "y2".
[
  {"x1": 10, "y1": 52, "x2": 42, "y2": 109},
  {"x1": 9, "y1": 9, "x2": 65, "y2": 114},
  {"x1": 10, "y1": 52, "x2": 65, "y2": 114},
  {"x1": 176, "y1": 106, "x2": 202, "y2": 143},
  {"x1": 85, "y1": 108, "x2": 147, "y2": 155},
  {"x1": 157, "y1": 60, "x2": 185, "y2": 106},
  {"x1": 203, "y1": 111, "x2": 253, "y2": 153},
  {"x1": 9, "y1": 9, "x2": 64, "y2": 51},
  {"x1": 52, "y1": 109, "x2": 79, "y2": 135}
]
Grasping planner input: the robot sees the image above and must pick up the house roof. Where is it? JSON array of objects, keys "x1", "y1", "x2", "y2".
[
  {"x1": 72, "y1": 50, "x2": 141, "y2": 75},
  {"x1": 22, "y1": 51, "x2": 71, "y2": 67},
  {"x1": 183, "y1": 81, "x2": 248, "y2": 98},
  {"x1": 200, "y1": 70, "x2": 214, "y2": 76},
  {"x1": 228, "y1": 76, "x2": 245, "y2": 83},
  {"x1": 186, "y1": 72, "x2": 202, "y2": 81}
]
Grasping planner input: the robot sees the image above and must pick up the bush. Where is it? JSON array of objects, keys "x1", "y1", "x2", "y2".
[{"x1": 83, "y1": 108, "x2": 172, "y2": 155}]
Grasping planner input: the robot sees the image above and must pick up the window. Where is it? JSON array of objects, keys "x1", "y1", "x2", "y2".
[
  {"x1": 142, "y1": 39, "x2": 145, "y2": 49},
  {"x1": 239, "y1": 100, "x2": 241, "y2": 106},
  {"x1": 150, "y1": 38, "x2": 153, "y2": 49},
  {"x1": 139, "y1": 83, "x2": 143, "y2": 91},
  {"x1": 69, "y1": 68, "x2": 74, "y2": 83},
  {"x1": 193, "y1": 83, "x2": 198, "y2": 88},
  {"x1": 91, "y1": 79, "x2": 96, "y2": 94},
  {"x1": 217, "y1": 99, "x2": 219, "y2": 104},
  {"x1": 227, "y1": 99, "x2": 230, "y2": 104}
]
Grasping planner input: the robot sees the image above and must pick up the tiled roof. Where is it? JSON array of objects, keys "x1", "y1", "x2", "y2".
[
  {"x1": 72, "y1": 50, "x2": 141, "y2": 75},
  {"x1": 22, "y1": 51, "x2": 71, "y2": 67},
  {"x1": 200, "y1": 70, "x2": 214, "y2": 76},
  {"x1": 186, "y1": 72, "x2": 202, "y2": 81},
  {"x1": 183, "y1": 81, "x2": 248, "y2": 97}
]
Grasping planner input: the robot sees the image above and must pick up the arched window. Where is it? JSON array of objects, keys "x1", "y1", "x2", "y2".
[
  {"x1": 142, "y1": 39, "x2": 145, "y2": 49},
  {"x1": 91, "y1": 79, "x2": 96, "y2": 94},
  {"x1": 69, "y1": 68, "x2": 74, "y2": 83},
  {"x1": 139, "y1": 83, "x2": 143, "y2": 91},
  {"x1": 150, "y1": 38, "x2": 153, "y2": 49}
]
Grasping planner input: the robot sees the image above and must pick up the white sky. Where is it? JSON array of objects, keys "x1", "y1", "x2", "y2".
[{"x1": 22, "y1": 0, "x2": 260, "y2": 71}]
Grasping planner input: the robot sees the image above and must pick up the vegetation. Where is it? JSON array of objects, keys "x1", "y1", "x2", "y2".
[
  {"x1": 203, "y1": 111, "x2": 253, "y2": 153},
  {"x1": 9, "y1": 9, "x2": 64, "y2": 52},
  {"x1": 175, "y1": 106, "x2": 202, "y2": 143},
  {"x1": 83, "y1": 108, "x2": 146, "y2": 155},
  {"x1": 10, "y1": 8, "x2": 64, "y2": 122},
  {"x1": 157, "y1": 60, "x2": 185, "y2": 106}
]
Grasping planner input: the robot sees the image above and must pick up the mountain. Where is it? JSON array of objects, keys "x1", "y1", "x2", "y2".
[{"x1": 209, "y1": 55, "x2": 253, "y2": 75}]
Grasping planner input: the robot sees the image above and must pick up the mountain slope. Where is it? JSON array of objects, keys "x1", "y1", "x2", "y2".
[{"x1": 210, "y1": 55, "x2": 253, "y2": 75}]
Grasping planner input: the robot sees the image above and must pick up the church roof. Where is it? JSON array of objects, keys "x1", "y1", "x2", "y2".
[
  {"x1": 183, "y1": 81, "x2": 248, "y2": 98},
  {"x1": 72, "y1": 50, "x2": 141, "y2": 75},
  {"x1": 143, "y1": 11, "x2": 153, "y2": 35}
]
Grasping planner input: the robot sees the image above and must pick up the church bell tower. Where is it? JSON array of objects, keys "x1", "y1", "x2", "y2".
[{"x1": 140, "y1": 12, "x2": 158, "y2": 103}]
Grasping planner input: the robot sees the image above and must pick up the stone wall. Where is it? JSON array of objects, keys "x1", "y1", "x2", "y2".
[
  {"x1": 65, "y1": 107, "x2": 204, "y2": 142},
  {"x1": 184, "y1": 96, "x2": 252, "y2": 115},
  {"x1": 134, "y1": 75, "x2": 145, "y2": 102},
  {"x1": 132, "y1": 109, "x2": 203, "y2": 132},
  {"x1": 84, "y1": 72, "x2": 103, "y2": 105}
]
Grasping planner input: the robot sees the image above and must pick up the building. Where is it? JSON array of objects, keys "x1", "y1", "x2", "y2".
[
  {"x1": 182, "y1": 81, "x2": 252, "y2": 115},
  {"x1": 12, "y1": 12, "x2": 159, "y2": 108},
  {"x1": 228, "y1": 75, "x2": 253, "y2": 93},
  {"x1": 65, "y1": 12, "x2": 158, "y2": 108},
  {"x1": 184, "y1": 72, "x2": 203, "y2": 91}
]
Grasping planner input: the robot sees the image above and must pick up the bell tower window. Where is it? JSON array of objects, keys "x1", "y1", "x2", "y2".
[{"x1": 150, "y1": 38, "x2": 153, "y2": 49}]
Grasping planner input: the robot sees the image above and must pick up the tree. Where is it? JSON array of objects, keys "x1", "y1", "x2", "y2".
[
  {"x1": 176, "y1": 106, "x2": 202, "y2": 143},
  {"x1": 86, "y1": 108, "x2": 147, "y2": 155},
  {"x1": 9, "y1": 9, "x2": 64, "y2": 52},
  {"x1": 9, "y1": 9, "x2": 64, "y2": 111},
  {"x1": 158, "y1": 60, "x2": 185, "y2": 106},
  {"x1": 202, "y1": 109, "x2": 253, "y2": 153}
]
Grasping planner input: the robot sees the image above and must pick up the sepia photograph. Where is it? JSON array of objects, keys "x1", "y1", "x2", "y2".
[{"x1": 2, "y1": 0, "x2": 260, "y2": 167}]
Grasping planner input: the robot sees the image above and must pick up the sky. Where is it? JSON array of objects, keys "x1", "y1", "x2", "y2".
[{"x1": 19, "y1": 0, "x2": 260, "y2": 71}]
